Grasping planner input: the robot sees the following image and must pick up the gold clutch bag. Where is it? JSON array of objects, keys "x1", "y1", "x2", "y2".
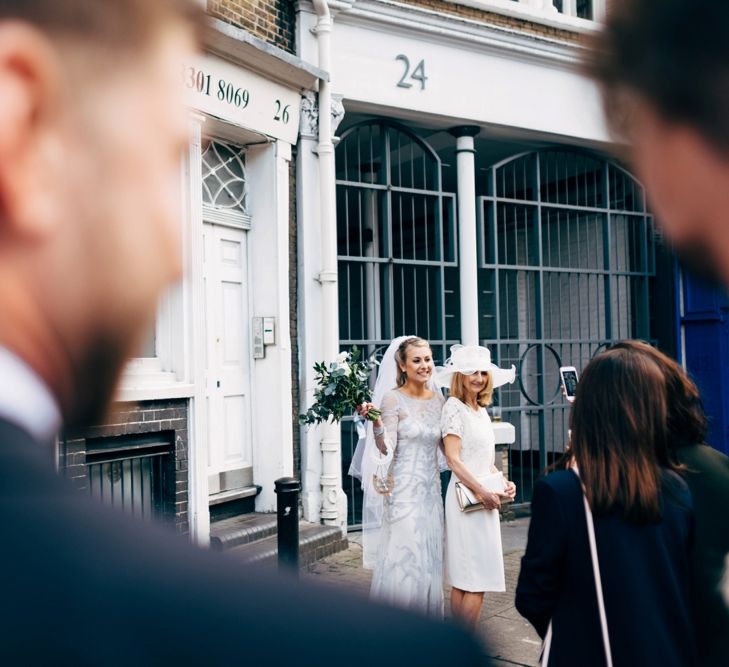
[{"x1": 454, "y1": 472, "x2": 507, "y2": 512}]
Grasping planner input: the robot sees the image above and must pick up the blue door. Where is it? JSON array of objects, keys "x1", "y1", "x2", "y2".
[{"x1": 681, "y1": 275, "x2": 729, "y2": 455}]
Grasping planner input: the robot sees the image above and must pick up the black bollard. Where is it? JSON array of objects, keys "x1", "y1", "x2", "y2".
[{"x1": 274, "y1": 477, "x2": 300, "y2": 574}]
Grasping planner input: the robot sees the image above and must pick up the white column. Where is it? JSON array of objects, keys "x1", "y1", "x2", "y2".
[
  {"x1": 185, "y1": 112, "x2": 210, "y2": 546},
  {"x1": 297, "y1": 91, "x2": 324, "y2": 522},
  {"x1": 450, "y1": 126, "x2": 480, "y2": 346},
  {"x1": 312, "y1": 1, "x2": 348, "y2": 532},
  {"x1": 561, "y1": 0, "x2": 577, "y2": 17}
]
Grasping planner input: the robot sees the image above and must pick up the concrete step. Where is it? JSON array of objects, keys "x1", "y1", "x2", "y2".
[
  {"x1": 209, "y1": 512, "x2": 278, "y2": 552},
  {"x1": 225, "y1": 523, "x2": 347, "y2": 568}
]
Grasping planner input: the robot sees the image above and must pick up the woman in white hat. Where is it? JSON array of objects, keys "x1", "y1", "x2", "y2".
[{"x1": 435, "y1": 344, "x2": 517, "y2": 628}]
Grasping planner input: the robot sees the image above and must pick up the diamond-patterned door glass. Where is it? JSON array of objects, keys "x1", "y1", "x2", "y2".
[{"x1": 201, "y1": 140, "x2": 248, "y2": 213}]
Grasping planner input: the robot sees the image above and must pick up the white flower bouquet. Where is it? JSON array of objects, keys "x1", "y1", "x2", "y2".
[{"x1": 299, "y1": 347, "x2": 381, "y2": 425}]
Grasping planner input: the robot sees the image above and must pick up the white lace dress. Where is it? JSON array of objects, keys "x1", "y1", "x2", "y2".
[
  {"x1": 370, "y1": 389, "x2": 445, "y2": 617},
  {"x1": 442, "y1": 397, "x2": 505, "y2": 592}
]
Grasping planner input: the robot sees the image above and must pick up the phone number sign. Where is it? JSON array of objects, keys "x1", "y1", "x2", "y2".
[{"x1": 182, "y1": 54, "x2": 300, "y2": 144}]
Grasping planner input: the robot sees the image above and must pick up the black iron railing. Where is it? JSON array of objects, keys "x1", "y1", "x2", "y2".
[{"x1": 86, "y1": 434, "x2": 174, "y2": 521}]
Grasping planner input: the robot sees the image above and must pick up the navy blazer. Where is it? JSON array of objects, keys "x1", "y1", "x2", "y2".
[
  {"x1": 515, "y1": 469, "x2": 696, "y2": 667},
  {"x1": 0, "y1": 419, "x2": 488, "y2": 665}
]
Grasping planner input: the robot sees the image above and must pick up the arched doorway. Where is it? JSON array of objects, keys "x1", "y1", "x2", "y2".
[
  {"x1": 478, "y1": 149, "x2": 656, "y2": 504},
  {"x1": 335, "y1": 120, "x2": 457, "y2": 524}
]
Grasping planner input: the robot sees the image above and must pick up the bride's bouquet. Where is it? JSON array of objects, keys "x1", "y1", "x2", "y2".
[{"x1": 299, "y1": 347, "x2": 381, "y2": 425}]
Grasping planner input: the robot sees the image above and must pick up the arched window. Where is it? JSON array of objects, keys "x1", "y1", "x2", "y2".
[
  {"x1": 335, "y1": 120, "x2": 456, "y2": 525},
  {"x1": 201, "y1": 139, "x2": 250, "y2": 228},
  {"x1": 479, "y1": 149, "x2": 655, "y2": 504},
  {"x1": 336, "y1": 120, "x2": 457, "y2": 362}
]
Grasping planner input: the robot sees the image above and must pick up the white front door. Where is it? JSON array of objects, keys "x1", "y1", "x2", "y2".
[{"x1": 203, "y1": 222, "x2": 252, "y2": 491}]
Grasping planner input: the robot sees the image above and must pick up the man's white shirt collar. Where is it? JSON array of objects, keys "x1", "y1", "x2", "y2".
[{"x1": 0, "y1": 347, "x2": 61, "y2": 443}]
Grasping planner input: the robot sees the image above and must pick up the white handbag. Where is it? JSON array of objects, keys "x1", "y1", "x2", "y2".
[
  {"x1": 540, "y1": 473, "x2": 613, "y2": 667},
  {"x1": 454, "y1": 471, "x2": 506, "y2": 512}
]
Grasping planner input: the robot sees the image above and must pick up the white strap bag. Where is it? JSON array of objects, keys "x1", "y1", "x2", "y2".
[{"x1": 540, "y1": 471, "x2": 613, "y2": 667}]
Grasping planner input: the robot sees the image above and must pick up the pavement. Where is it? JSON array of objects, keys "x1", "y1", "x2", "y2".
[{"x1": 304, "y1": 517, "x2": 541, "y2": 666}]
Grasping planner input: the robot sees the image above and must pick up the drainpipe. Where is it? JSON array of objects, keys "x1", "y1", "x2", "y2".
[{"x1": 312, "y1": 0, "x2": 347, "y2": 530}]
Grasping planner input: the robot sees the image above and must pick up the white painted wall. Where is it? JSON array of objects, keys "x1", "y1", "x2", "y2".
[
  {"x1": 331, "y1": 12, "x2": 609, "y2": 143},
  {"x1": 246, "y1": 140, "x2": 295, "y2": 511}
]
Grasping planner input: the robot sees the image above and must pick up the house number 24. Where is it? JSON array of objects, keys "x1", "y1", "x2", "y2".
[{"x1": 395, "y1": 54, "x2": 428, "y2": 90}]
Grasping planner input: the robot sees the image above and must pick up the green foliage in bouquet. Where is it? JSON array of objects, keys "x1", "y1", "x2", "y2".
[{"x1": 299, "y1": 346, "x2": 381, "y2": 425}]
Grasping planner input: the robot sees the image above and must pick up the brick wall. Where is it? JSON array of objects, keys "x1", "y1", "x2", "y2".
[
  {"x1": 397, "y1": 0, "x2": 583, "y2": 43},
  {"x1": 60, "y1": 399, "x2": 190, "y2": 536},
  {"x1": 208, "y1": 0, "x2": 296, "y2": 53}
]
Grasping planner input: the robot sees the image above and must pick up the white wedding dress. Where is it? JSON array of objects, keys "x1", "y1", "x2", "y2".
[{"x1": 370, "y1": 388, "x2": 445, "y2": 617}]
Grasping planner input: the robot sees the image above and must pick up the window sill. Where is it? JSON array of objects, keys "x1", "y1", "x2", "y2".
[
  {"x1": 117, "y1": 359, "x2": 194, "y2": 402},
  {"x1": 115, "y1": 383, "x2": 196, "y2": 403}
]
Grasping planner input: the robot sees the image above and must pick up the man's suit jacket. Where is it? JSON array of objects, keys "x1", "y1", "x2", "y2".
[
  {"x1": 677, "y1": 444, "x2": 729, "y2": 666},
  {"x1": 515, "y1": 469, "x2": 695, "y2": 667},
  {"x1": 0, "y1": 419, "x2": 487, "y2": 665}
]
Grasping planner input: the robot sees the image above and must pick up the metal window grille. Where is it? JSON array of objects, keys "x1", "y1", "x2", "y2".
[
  {"x1": 86, "y1": 434, "x2": 174, "y2": 521},
  {"x1": 479, "y1": 150, "x2": 655, "y2": 508},
  {"x1": 335, "y1": 120, "x2": 457, "y2": 525},
  {"x1": 201, "y1": 140, "x2": 249, "y2": 214}
]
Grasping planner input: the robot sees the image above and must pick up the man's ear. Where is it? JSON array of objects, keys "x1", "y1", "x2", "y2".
[{"x1": 0, "y1": 22, "x2": 64, "y2": 242}]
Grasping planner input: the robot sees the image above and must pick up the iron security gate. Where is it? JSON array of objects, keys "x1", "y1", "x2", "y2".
[
  {"x1": 86, "y1": 434, "x2": 175, "y2": 521},
  {"x1": 335, "y1": 120, "x2": 457, "y2": 525},
  {"x1": 479, "y1": 150, "x2": 655, "y2": 506}
]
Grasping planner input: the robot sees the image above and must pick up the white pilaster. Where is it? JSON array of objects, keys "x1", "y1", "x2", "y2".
[
  {"x1": 451, "y1": 126, "x2": 480, "y2": 346},
  {"x1": 296, "y1": 1, "x2": 348, "y2": 531},
  {"x1": 297, "y1": 91, "x2": 324, "y2": 522},
  {"x1": 186, "y1": 113, "x2": 210, "y2": 546},
  {"x1": 247, "y1": 140, "x2": 295, "y2": 511}
]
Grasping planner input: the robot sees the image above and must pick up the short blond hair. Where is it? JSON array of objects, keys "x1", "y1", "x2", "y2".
[{"x1": 449, "y1": 371, "x2": 494, "y2": 407}]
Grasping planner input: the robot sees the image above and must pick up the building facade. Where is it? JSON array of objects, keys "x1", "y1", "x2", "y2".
[
  {"x1": 295, "y1": 0, "x2": 679, "y2": 526},
  {"x1": 60, "y1": 1, "x2": 323, "y2": 545},
  {"x1": 61, "y1": 1, "x2": 701, "y2": 538}
]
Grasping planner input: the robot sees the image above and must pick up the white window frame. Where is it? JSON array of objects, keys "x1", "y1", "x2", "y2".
[{"x1": 445, "y1": 0, "x2": 606, "y2": 33}]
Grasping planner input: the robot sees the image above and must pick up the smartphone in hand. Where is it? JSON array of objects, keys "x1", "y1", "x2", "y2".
[{"x1": 559, "y1": 366, "x2": 579, "y2": 403}]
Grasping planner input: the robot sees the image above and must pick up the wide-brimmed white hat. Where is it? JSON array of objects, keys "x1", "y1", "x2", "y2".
[{"x1": 434, "y1": 344, "x2": 516, "y2": 389}]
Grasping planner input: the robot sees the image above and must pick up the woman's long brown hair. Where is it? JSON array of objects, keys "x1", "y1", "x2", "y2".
[
  {"x1": 568, "y1": 347, "x2": 677, "y2": 522},
  {"x1": 609, "y1": 340, "x2": 707, "y2": 449}
]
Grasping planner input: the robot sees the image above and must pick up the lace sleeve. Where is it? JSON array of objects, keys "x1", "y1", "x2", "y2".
[
  {"x1": 441, "y1": 398, "x2": 464, "y2": 439},
  {"x1": 374, "y1": 390, "x2": 399, "y2": 455}
]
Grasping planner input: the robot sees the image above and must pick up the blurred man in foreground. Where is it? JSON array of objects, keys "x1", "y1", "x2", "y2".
[
  {"x1": 0, "y1": 1, "x2": 487, "y2": 663},
  {"x1": 585, "y1": 2, "x2": 729, "y2": 664},
  {"x1": 587, "y1": 0, "x2": 729, "y2": 288}
]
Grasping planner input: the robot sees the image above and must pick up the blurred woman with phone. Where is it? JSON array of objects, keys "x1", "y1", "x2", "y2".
[
  {"x1": 610, "y1": 340, "x2": 729, "y2": 666},
  {"x1": 516, "y1": 346, "x2": 696, "y2": 666},
  {"x1": 435, "y1": 345, "x2": 517, "y2": 628}
]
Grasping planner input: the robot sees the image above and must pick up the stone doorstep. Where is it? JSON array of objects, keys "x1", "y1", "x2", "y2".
[
  {"x1": 209, "y1": 512, "x2": 278, "y2": 552},
  {"x1": 224, "y1": 523, "x2": 347, "y2": 569}
]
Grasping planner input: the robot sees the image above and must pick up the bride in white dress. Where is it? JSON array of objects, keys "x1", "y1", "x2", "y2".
[
  {"x1": 349, "y1": 336, "x2": 445, "y2": 618},
  {"x1": 434, "y1": 344, "x2": 517, "y2": 629}
]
